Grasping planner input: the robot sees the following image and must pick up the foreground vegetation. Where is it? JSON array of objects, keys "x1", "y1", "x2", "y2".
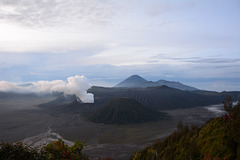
[
  {"x1": 0, "y1": 139, "x2": 88, "y2": 160},
  {"x1": 0, "y1": 139, "x2": 114, "y2": 160},
  {"x1": 131, "y1": 100, "x2": 240, "y2": 160}
]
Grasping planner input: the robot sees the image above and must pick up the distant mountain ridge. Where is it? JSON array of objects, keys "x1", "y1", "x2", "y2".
[
  {"x1": 37, "y1": 85, "x2": 240, "y2": 113},
  {"x1": 114, "y1": 75, "x2": 148, "y2": 88},
  {"x1": 115, "y1": 75, "x2": 198, "y2": 91}
]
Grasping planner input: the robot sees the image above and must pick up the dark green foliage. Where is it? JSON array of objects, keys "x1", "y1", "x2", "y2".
[
  {"x1": 41, "y1": 139, "x2": 88, "y2": 160},
  {"x1": 131, "y1": 122, "x2": 201, "y2": 160},
  {"x1": 0, "y1": 139, "x2": 88, "y2": 160},
  {"x1": 228, "y1": 101, "x2": 240, "y2": 143},
  {"x1": 196, "y1": 117, "x2": 236, "y2": 159},
  {"x1": 228, "y1": 101, "x2": 240, "y2": 158},
  {"x1": 86, "y1": 98, "x2": 168, "y2": 124},
  {"x1": 131, "y1": 102, "x2": 240, "y2": 160},
  {"x1": 223, "y1": 95, "x2": 233, "y2": 113},
  {"x1": 0, "y1": 141, "x2": 42, "y2": 160},
  {"x1": 98, "y1": 155, "x2": 114, "y2": 160}
]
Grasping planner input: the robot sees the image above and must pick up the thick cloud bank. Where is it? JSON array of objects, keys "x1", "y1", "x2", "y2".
[{"x1": 0, "y1": 75, "x2": 94, "y2": 103}]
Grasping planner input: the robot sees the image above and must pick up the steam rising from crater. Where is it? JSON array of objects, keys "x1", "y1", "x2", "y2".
[{"x1": 0, "y1": 75, "x2": 94, "y2": 103}]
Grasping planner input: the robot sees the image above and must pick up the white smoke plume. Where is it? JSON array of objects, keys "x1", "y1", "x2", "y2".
[{"x1": 0, "y1": 75, "x2": 94, "y2": 103}]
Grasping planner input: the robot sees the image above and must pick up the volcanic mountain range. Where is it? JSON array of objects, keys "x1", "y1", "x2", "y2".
[
  {"x1": 37, "y1": 75, "x2": 240, "y2": 124},
  {"x1": 114, "y1": 75, "x2": 198, "y2": 91}
]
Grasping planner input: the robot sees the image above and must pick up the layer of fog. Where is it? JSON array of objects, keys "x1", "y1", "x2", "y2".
[
  {"x1": 205, "y1": 101, "x2": 238, "y2": 115},
  {"x1": 0, "y1": 75, "x2": 94, "y2": 103},
  {"x1": 205, "y1": 104, "x2": 226, "y2": 114}
]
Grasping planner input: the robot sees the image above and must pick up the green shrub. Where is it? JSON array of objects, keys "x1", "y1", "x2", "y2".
[
  {"x1": 130, "y1": 102, "x2": 240, "y2": 160},
  {"x1": 0, "y1": 141, "x2": 42, "y2": 160},
  {"x1": 0, "y1": 139, "x2": 88, "y2": 160},
  {"x1": 41, "y1": 139, "x2": 88, "y2": 160}
]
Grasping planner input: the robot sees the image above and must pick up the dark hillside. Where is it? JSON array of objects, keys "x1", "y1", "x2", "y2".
[
  {"x1": 131, "y1": 102, "x2": 240, "y2": 160},
  {"x1": 156, "y1": 80, "x2": 198, "y2": 91},
  {"x1": 37, "y1": 94, "x2": 77, "y2": 108},
  {"x1": 86, "y1": 98, "x2": 168, "y2": 124},
  {"x1": 89, "y1": 86, "x2": 232, "y2": 110},
  {"x1": 118, "y1": 86, "x2": 216, "y2": 110},
  {"x1": 38, "y1": 86, "x2": 240, "y2": 113},
  {"x1": 37, "y1": 95, "x2": 98, "y2": 114}
]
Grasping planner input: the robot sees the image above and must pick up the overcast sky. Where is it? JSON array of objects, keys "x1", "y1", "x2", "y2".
[{"x1": 0, "y1": 0, "x2": 240, "y2": 91}]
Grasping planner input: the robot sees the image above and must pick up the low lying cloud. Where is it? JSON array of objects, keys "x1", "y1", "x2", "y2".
[{"x1": 0, "y1": 75, "x2": 94, "y2": 103}]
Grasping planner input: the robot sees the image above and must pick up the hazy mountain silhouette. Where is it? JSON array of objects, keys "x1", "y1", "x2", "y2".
[
  {"x1": 115, "y1": 75, "x2": 198, "y2": 91},
  {"x1": 86, "y1": 98, "x2": 168, "y2": 124},
  {"x1": 114, "y1": 75, "x2": 148, "y2": 88}
]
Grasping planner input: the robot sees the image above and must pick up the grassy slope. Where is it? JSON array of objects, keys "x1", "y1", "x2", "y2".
[{"x1": 131, "y1": 102, "x2": 240, "y2": 160}]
